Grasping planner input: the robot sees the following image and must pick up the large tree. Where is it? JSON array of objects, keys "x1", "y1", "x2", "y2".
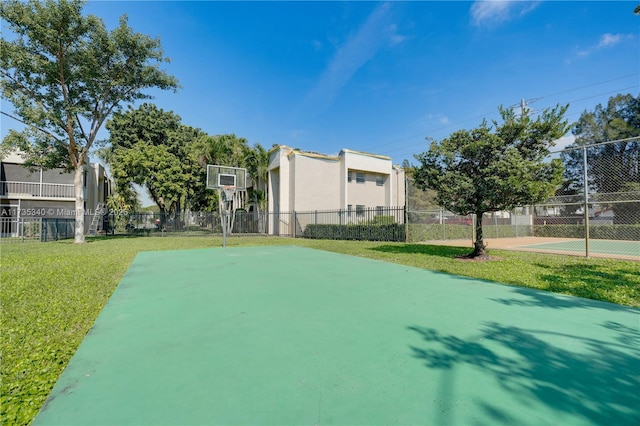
[
  {"x1": 196, "y1": 133, "x2": 252, "y2": 169},
  {"x1": 245, "y1": 143, "x2": 269, "y2": 193},
  {"x1": 414, "y1": 105, "x2": 569, "y2": 258},
  {"x1": 106, "y1": 103, "x2": 207, "y2": 216},
  {"x1": 0, "y1": 0, "x2": 178, "y2": 242},
  {"x1": 560, "y1": 94, "x2": 640, "y2": 223},
  {"x1": 402, "y1": 160, "x2": 439, "y2": 211},
  {"x1": 245, "y1": 142, "x2": 269, "y2": 217}
]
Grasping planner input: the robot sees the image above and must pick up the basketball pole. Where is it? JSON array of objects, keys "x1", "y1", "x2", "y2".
[
  {"x1": 206, "y1": 165, "x2": 246, "y2": 249},
  {"x1": 221, "y1": 192, "x2": 227, "y2": 248},
  {"x1": 219, "y1": 189, "x2": 227, "y2": 248}
]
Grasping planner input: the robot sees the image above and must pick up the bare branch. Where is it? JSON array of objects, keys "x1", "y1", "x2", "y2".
[{"x1": 0, "y1": 110, "x2": 64, "y2": 143}]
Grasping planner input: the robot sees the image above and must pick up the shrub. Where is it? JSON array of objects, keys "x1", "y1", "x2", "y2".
[
  {"x1": 303, "y1": 223, "x2": 405, "y2": 241},
  {"x1": 367, "y1": 215, "x2": 396, "y2": 225},
  {"x1": 407, "y1": 224, "x2": 473, "y2": 242}
]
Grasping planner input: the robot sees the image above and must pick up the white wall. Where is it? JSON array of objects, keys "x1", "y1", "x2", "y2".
[
  {"x1": 291, "y1": 154, "x2": 341, "y2": 211},
  {"x1": 267, "y1": 145, "x2": 406, "y2": 214},
  {"x1": 346, "y1": 171, "x2": 387, "y2": 208}
]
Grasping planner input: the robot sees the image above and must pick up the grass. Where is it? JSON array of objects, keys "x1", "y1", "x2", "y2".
[{"x1": 1, "y1": 236, "x2": 639, "y2": 425}]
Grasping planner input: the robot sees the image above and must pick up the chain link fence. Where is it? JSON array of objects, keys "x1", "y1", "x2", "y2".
[
  {"x1": 2, "y1": 139, "x2": 637, "y2": 259},
  {"x1": 103, "y1": 210, "x2": 266, "y2": 237},
  {"x1": 407, "y1": 138, "x2": 640, "y2": 258},
  {"x1": 102, "y1": 206, "x2": 407, "y2": 242}
]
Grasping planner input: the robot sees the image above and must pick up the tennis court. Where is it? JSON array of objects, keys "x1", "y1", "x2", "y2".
[
  {"x1": 517, "y1": 238, "x2": 640, "y2": 258},
  {"x1": 34, "y1": 246, "x2": 639, "y2": 425},
  {"x1": 425, "y1": 237, "x2": 640, "y2": 260}
]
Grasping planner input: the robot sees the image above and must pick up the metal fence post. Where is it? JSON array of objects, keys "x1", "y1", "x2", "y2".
[
  {"x1": 404, "y1": 205, "x2": 408, "y2": 243},
  {"x1": 583, "y1": 145, "x2": 590, "y2": 258},
  {"x1": 293, "y1": 211, "x2": 297, "y2": 238},
  {"x1": 472, "y1": 214, "x2": 476, "y2": 245}
]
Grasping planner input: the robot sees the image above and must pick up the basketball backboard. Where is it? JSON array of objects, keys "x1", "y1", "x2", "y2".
[{"x1": 206, "y1": 165, "x2": 247, "y2": 190}]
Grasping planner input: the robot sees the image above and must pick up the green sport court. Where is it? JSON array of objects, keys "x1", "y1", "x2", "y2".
[
  {"x1": 518, "y1": 239, "x2": 640, "y2": 258},
  {"x1": 34, "y1": 246, "x2": 640, "y2": 425}
]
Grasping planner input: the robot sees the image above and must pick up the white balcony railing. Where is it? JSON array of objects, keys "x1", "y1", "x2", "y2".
[{"x1": 0, "y1": 181, "x2": 74, "y2": 199}]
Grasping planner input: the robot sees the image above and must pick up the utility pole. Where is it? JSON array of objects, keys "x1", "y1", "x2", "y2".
[{"x1": 512, "y1": 97, "x2": 541, "y2": 117}]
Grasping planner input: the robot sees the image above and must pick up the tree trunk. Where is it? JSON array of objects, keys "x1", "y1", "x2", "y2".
[
  {"x1": 74, "y1": 166, "x2": 85, "y2": 243},
  {"x1": 468, "y1": 212, "x2": 487, "y2": 258}
]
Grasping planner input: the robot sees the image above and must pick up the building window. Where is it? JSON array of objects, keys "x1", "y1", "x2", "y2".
[
  {"x1": 356, "y1": 205, "x2": 365, "y2": 217},
  {"x1": 348, "y1": 171, "x2": 352, "y2": 183},
  {"x1": 347, "y1": 204, "x2": 353, "y2": 213},
  {"x1": 376, "y1": 175, "x2": 384, "y2": 186},
  {"x1": 376, "y1": 206, "x2": 384, "y2": 216},
  {"x1": 356, "y1": 172, "x2": 365, "y2": 184}
]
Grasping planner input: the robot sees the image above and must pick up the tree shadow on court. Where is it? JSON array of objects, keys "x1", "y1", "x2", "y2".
[
  {"x1": 370, "y1": 244, "x2": 471, "y2": 259},
  {"x1": 407, "y1": 322, "x2": 640, "y2": 424},
  {"x1": 490, "y1": 263, "x2": 640, "y2": 311}
]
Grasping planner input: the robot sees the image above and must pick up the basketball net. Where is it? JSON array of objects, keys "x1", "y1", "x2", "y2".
[{"x1": 221, "y1": 185, "x2": 236, "y2": 203}]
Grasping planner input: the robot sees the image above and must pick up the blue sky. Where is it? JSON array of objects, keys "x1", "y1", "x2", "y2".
[{"x1": 3, "y1": 1, "x2": 639, "y2": 166}]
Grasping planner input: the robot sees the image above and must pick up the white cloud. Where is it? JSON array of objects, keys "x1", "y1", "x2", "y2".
[
  {"x1": 597, "y1": 33, "x2": 623, "y2": 48},
  {"x1": 470, "y1": 1, "x2": 512, "y2": 25},
  {"x1": 388, "y1": 24, "x2": 410, "y2": 45},
  {"x1": 425, "y1": 113, "x2": 450, "y2": 125},
  {"x1": 577, "y1": 33, "x2": 633, "y2": 57},
  {"x1": 470, "y1": 1, "x2": 540, "y2": 26},
  {"x1": 298, "y1": 3, "x2": 404, "y2": 115},
  {"x1": 553, "y1": 134, "x2": 575, "y2": 151}
]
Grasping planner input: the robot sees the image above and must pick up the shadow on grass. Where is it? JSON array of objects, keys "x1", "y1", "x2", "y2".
[
  {"x1": 408, "y1": 322, "x2": 640, "y2": 424},
  {"x1": 86, "y1": 232, "x2": 214, "y2": 242},
  {"x1": 370, "y1": 243, "x2": 472, "y2": 259},
  {"x1": 489, "y1": 263, "x2": 640, "y2": 310},
  {"x1": 86, "y1": 234, "x2": 145, "y2": 242},
  {"x1": 491, "y1": 286, "x2": 639, "y2": 313}
]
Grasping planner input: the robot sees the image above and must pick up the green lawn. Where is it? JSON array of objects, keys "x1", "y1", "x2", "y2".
[{"x1": 2, "y1": 236, "x2": 639, "y2": 425}]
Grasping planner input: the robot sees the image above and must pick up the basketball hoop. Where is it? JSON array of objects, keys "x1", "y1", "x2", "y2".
[
  {"x1": 205, "y1": 165, "x2": 247, "y2": 248},
  {"x1": 221, "y1": 185, "x2": 236, "y2": 202}
]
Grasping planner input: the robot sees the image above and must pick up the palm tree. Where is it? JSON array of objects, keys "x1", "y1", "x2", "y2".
[
  {"x1": 245, "y1": 143, "x2": 269, "y2": 192},
  {"x1": 247, "y1": 188, "x2": 267, "y2": 233},
  {"x1": 194, "y1": 134, "x2": 252, "y2": 212}
]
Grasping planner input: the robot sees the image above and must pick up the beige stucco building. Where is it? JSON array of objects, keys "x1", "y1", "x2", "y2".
[
  {"x1": 268, "y1": 145, "x2": 405, "y2": 216},
  {"x1": 1, "y1": 151, "x2": 112, "y2": 236}
]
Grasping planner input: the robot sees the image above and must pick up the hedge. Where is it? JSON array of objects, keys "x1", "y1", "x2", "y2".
[
  {"x1": 302, "y1": 223, "x2": 405, "y2": 241},
  {"x1": 406, "y1": 223, "x2": 536, "y2": 243},
  {"x1": 407, "y1": 224, "x2": 471, "y2": 242}
]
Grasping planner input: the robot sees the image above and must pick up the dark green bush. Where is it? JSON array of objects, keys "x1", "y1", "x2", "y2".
[
  {"x1": 367, "y1": 215, "x2": 396, "y2": 225},
  {"x1": 407, "y1": 224, "x2": 472, "y2": 242},
  {"x1": 303, "y1": 223, "x2": 405, "y2": 242},
  {"x1": 534, "y1": 225, "x2": 584, "y2": 238}
]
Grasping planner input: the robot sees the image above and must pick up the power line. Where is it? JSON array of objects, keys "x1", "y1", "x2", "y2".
[
  {"x1": 366, "y1": 73, "x2": 639, "y2": 154},
  {"x1": 365, "y1": 74, "x2": 639, "y2": 156},
  {"x1": 534, "y1": 73, "x2": 639, "y2": 100},
  {"x1": 550, "y1": 136, "x2": 640, "y2": 154},
  {"x1": 374, "y1": 83, "x2": 640, "y2": 159}
]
